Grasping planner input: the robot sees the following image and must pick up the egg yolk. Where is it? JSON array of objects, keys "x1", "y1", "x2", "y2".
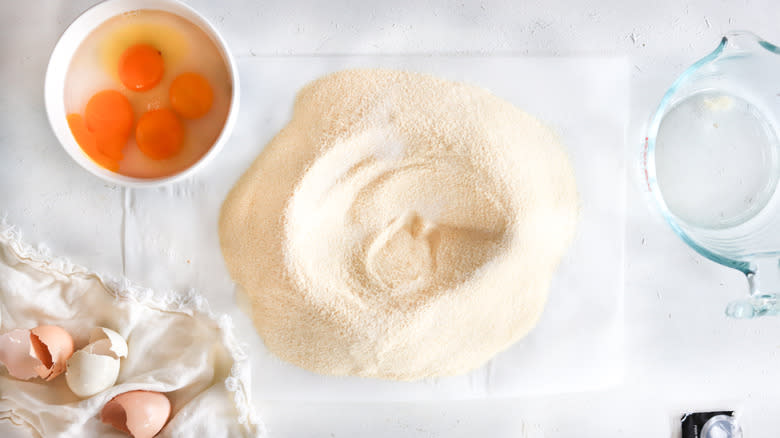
[
  {"x1": 135, "y1": 109, "x2": 184, "y2": 160},
  {"x1": 85, "y1": 90, "x2": 133, "y2": 137},
  {"x1": 118, "y1": 44, "x2": 164, "y2": 91},
  {"x1": 67, "y1": 113, "x2": 120, "y2": 172},
  {"x1": 83, "y1": 89, "x2": 133, "y2": 161},
  {"x1": 94, "y1": 130, "x2": 127, "y2": 162},
  {"x1": 169, "y1": 72, "x2": 214, "y2": 119}
]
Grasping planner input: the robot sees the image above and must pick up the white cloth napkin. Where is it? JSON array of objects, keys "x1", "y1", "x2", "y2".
[{"x1": 0, "y1": 224, "x2": 264, "y2": 437}]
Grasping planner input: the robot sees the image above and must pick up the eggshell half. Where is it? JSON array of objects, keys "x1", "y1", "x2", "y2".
[
  {"x1": 101, "y1": 390, "x2": 171, "y2": 438},
  {"x1": 65, "y1": 327, "x2": 128, "y2": 398},
  {"x1": 0, "y1": 329, "x2": 40, "y2": 380},
  {"x1": 65, "y1": 349, "x2": 120, "y2": 398},
  {"x1": 29, "y1": 325, "x2": 74, "y2": 381},
  {"x1": 89, "y1": 327, "x2": 128, "y2": 359}
]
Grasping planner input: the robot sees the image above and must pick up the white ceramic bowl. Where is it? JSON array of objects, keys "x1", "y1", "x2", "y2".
[{"x1": 44, "y1": 0, "x2": 240, "y2": 187}]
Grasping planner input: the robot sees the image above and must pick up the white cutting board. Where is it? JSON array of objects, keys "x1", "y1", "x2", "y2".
[{"x1": 0, "y1": 56, "x2": 627, "y2": 401}]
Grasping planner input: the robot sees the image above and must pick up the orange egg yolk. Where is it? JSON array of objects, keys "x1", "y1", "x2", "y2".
[
  {"x1": 68, "y1": 89, "x2": 135, "y2": 171},
  {"x1": 83, "y1": 89, "x2": 133, "y2": 161},
  {"x1": 84, "y1": 90, "x2": 134, "y2": 137},
  {"x1": 135, "y1": 108, "x2": 184, "y2": 160},
  {"x1": 169, "y1": 72, "x2": 214, "y2": 119},
  {"x1": 67, "y1": 113, "x2": 120, "y2": 172},
  {"x1": 118, "y1": 44, "x2": 164, "y2": 91}
]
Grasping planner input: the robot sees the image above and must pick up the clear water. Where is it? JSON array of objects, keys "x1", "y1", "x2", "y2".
[{"x1": 655, "y1": 91, "x2": 779, "y2": 230}]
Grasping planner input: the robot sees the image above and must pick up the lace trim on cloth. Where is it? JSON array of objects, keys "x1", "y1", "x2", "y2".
[{"x1": 0, "y1": 221, "x2": 266, "y2": 437}]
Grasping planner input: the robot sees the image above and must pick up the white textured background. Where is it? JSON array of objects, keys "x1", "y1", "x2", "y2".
[{"x1": 2, "y1": 1, "x2": 780, "y2": 437}]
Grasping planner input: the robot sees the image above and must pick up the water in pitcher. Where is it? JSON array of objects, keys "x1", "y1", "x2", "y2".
[{"x1": 654, "y1": 91, "x2": 780, "y2": 231}]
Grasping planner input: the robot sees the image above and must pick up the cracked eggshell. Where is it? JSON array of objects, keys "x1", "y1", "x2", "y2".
[
  {"x1": 88, "y1": 327, "x2": 127, "y2": 359},
  {"x1": 65, "y1": 327, "x2": 128, "y2": 398},
  {"x1": 29, "y1": 325, "x2": 74, "y2": 381},
  {"x1": 101, "y1": 390, "x2": 171, "y2": 438},
  {"x1": 0, "y1": 329, "x2": 40, "y2": 380},
  {"x1": 65, "y1": 349, "x2": 121, "y2": 398}
]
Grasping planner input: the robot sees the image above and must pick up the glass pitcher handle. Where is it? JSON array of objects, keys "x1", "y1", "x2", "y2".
[
  {"x1": 726, "y1": 268, "x2": 780, "y2": 318},
  {"x1": 726, "y1": 294, "x2": 780, "y2": 318}
]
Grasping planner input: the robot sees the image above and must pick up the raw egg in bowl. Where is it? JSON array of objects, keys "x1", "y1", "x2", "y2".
[{"x1": 45, "y1": 0, "x2": 239, "y2": 186}]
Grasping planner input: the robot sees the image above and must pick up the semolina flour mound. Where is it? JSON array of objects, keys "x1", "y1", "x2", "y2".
[{"x1": 219, "y1": 69, "x2": 579, "y2": 380}]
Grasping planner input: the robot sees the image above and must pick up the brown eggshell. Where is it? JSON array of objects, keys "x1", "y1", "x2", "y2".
[
  {"x1": 101, "y1": 390, "x2": 171, "y2": 438},
  {"x1": 0, "y1": 329, "x2": 40, "y2": 380},
  {"x1": 29, "y1": 325, "x2": 74, "y2": 381}
]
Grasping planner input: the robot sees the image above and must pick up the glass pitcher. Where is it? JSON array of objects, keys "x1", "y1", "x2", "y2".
[{"x1": 642, "y1": 31, "x2": 780, "y2": 318}]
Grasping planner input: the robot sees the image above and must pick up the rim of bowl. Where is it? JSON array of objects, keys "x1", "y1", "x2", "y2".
[{"x1": 44, "y1": 0, "x2": 240, "y2": 188}]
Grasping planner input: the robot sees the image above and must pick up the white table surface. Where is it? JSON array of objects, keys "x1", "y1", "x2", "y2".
[{"x1": 2, "y1": 1, "x2": 780, "y2": 437}]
